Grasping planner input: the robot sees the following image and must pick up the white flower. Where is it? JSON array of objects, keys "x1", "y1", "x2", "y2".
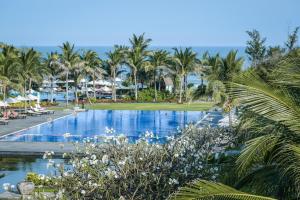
[
  {"x1": 168, "y1": 178, "x2": 179, "y2": 185},
  {"x1": 91, "y1": 154, "x2": 97, "y2": 160},
  {"x1": 81, "y1": 190, "x2": 86, "y2": 195},
  {"x1": 3, "y1": 183, "x2": 10, "y2": 191},
  {"x1": 102, "y1": 155, "x2": 109, "y2": 164}
]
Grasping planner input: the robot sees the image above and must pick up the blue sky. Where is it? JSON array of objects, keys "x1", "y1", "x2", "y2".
[{"x1": 0, "y1": 0, "x2": 300, "y2": 46}]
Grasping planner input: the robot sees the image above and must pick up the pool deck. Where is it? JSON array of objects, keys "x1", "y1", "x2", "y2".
[
  {"x1": 0, "y1": 142, "x2": 77, "y2": 156},
  {"x1": 0, "y1": 110, "x2": 72, "y2": 137},
  {"x1": 0, "y1": 110, "x2": 74, "y2": 156}
]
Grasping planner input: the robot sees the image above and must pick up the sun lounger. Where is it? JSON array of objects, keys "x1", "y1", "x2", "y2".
[
  {"x1": 0, "y1": 118, "x2": 8, "y2": 125},
  {"x1": 26, "y1": 110, "x2": 42, "y2": 116},
  {"x1": 35, "y1": 105, "x2": 55, "y2": 114},
  {"x1": 11, "y1": 111, "x2": 26, "y2": 119},
  {"x1": 74, "y1": 106, "x2": 87, "y2": 112}
]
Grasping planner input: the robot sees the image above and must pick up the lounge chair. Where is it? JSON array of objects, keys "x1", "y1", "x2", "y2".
[
  {"x1": 11, "y1": 111, "x2": 26, "y2": 119},
  {"x1": 35, "y1": 105, "x2": 55, "y2": 114},
  {"x1": 30, "y1": 107, "x2": 48, "y2": 115},
  {"x1": 0, "y1": 118, "x2": 8, "y2": 125},
  {"x1": 26, "y1": 110, "x2": 42, "y2": 116},
  {"x1": 73, "y1": 106, "x2": 87, "y2": 112},
  {"x1": 0, "y1": 112, "x2": 10, "y2": 120}
]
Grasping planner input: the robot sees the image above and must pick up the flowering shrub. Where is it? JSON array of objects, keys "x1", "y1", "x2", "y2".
[{"x1": 42, "y1": 126, "x2": 234, "y2": 199}]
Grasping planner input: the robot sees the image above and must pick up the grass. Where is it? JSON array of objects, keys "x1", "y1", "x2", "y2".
[{"x1": 50, "y1": 102, "x2": 215, "y2": 111}]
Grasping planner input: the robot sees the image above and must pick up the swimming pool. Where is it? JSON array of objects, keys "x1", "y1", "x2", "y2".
[{"x1": 0, "y1": 110, "x2": 223, "y2": 142}]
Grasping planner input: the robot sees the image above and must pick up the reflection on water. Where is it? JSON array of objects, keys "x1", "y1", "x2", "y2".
[
  {"x1": 0, "y1": 110, "x2": 221, "y2": 142},
  {"x1": 0, "y1": 156, "x2": 63, "y2": 193}
]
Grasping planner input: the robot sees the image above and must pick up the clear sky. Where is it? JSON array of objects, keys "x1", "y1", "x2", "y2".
[{"x1": 0, "y1": 0, "x2": 300, "y2": 46}]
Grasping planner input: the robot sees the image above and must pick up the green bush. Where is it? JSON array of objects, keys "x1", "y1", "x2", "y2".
[
  {"x1": 42, "y1": 127, "x2": 234, "y2": 199},
  {"x1": 26, "y1": 172, "x2": 53, "y2": 186},
  {"x1": 138, "y1": 88, "x2": 172, "y2": 102},
  {"x1": 89, "y1": 97, "x2": 97, "y2": 103}
]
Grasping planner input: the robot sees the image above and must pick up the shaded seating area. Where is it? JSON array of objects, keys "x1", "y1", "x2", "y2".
[{"x1": 0, "y1": 96, "x2": 55, "y2": 125}]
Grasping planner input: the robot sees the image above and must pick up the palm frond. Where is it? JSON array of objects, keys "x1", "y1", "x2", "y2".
[
  {"x1": 227, "y1": 72, "x2": 300, "y2": 134},
  {"x1": 236, "y1": 134, "x2": 279, "y2": 175},
  {"x1": 169, "y1": 180, "x2": 276, "y2": 200}
]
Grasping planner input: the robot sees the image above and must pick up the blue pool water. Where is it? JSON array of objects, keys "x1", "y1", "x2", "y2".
[{"x1": 0, "y1": 110, "x2": 222, "y2": 142}]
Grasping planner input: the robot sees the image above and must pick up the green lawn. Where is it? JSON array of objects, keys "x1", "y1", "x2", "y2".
[{"x1": 51, "y1": 102, "x2": 214, "y2": 111}]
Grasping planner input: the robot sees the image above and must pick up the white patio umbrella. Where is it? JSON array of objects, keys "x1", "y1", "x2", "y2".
[
  {"x1": 101, "y1": 86, "x2": 112, "y2": 92},
  {"x1": 88, "y1": 80, "x2": 111, "y2": 86},
  {"x1": 0, "y1": 101, "x2": 8, "y2": 107},
  {"x1": 27, "y1": 94, "x2": 38, "y2": 101},
  {"x1": 16, "y1": 95, "x2": 28, "y2": 101},
  {"x1": 5, "y1": 97, "x2": 19, "y2": 104}
]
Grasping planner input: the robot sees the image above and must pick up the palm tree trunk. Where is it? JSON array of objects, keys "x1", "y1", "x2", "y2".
[
  {"x1": 154, "y1": 71, "x2": 157, "y2": 102},
  {"x1": 113, "y1": 69, "x2": 117, "y2": 102},
  {"x1": 85, "y1": 80, "x2": 88, "y2": 98},
  {"x1": 75, "y1": 85, "x2": 78, "y2": 105},
  {"x1": 93, "y1": 72, "x2": 96, "y2": 98},
  {"x1": 184, "y1": 75, "x2": 188, "y2": 102},
  {"x1": 24, "y1": 81, "x2": 27, "y2": 111},
  {"x1": 3, "y1": 84, "x2": 6, "y2": 100},
  {"x1": 29, "y1": 78, "x2": 32, "y2": 93},
  {"x1": 134, "y1": 70, "x2": 138, "y2": 101},
  {"x1": 66, "y1": 72, "x2": 69, "y2": 107},
  {"x1": 50, "y1": 77, "x2": 54, "y2": 103},
  {"x1": 179, "y1": 75, "x2": 183, "y2": 104}
]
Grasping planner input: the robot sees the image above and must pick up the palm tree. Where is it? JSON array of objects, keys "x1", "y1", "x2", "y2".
[
  {"x1": 105, "y1": 46, "x2": 127, "y2": 102},
  {"x1": 227, "y1": 56, "x2": 300, "y2": 198},
  {"x1": 43, "y1": 52, "x2": 60, "y2": 103},
  {"x1": 172, "y1": 47, "x2": 197, "y2": 103},
  {"x1": 17, "y1": 48, "x2": 43, "y2": 96},
  {"x1": 126, "y1": 33, "x2": 151, "y2": 101},
  {"x1": 60, "y1": 42, "x2": 78, "y2": 106},
  {"x1": 82, "y1": 50, "x2": 105, "y2": 99},
  {"x1": 0, "y1": 45, "x2": 20, "y2": 99},
  {"x1": 146, "y1": 50, "x2": 170, "y2": 101},
  {"x1": 70, "y1": 59, "x2": 85, "y2": 104}
]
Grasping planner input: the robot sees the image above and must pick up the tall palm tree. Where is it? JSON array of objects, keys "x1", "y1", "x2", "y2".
[
  {"x1": 146, "y1": 50, "x2": 170, "y2": 101},
  {"x1": 17, "y1": 48, "x2": 43, "y2": 95},
  {"x1": 105, "y1": 46, "x2": 127, "y2": 102},
  {"x1": 0, "y1": 45, "x2": 20, "y2": 99},
  {"x1": 218, "y1": 50, "x2": 243, "y2": 82},
  {"x1": 172, "y1": 47, "x2": 197, "y2": 103},
  {"x1": 43, "y1": 52, "x2": 60, "y2": 103},
  {"x1": 70, "y1": 59, "x2": 85, "y2": 104},
  {"x1": 82, "y1": 50, "x2": 105, "y2": 98},
  {"x1": 126, "y1": 34, "x2": 151, "y2": 101},
  {"x1": 60, "y1": 42, "x2": 78, "y2": 106}
]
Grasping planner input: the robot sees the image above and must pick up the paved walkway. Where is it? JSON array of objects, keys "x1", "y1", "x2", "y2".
[
  {"x1": 0, "y1": 142, "x2": 77, "y2": 156},
  {"x1": 0, "y1": 110, "x2": 72, "y2": 137}
]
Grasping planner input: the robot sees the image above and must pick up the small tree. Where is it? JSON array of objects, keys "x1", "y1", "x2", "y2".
[
  {"x1": 245, "y1": 29, "x2": 266, "y2": 67},
  {"x1": 285, "y1": 26, "x2": 300, "y2": 52}
]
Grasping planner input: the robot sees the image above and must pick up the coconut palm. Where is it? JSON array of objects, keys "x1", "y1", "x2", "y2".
[
  {"x1": 70, "y1": 59, "x2": 85, "y2": 104},
  {"x1": 227, "y1": 55, "x2": 300, "y2": 198},
  {"x1": 126, "y1": 34, "x2": 151, "y2": 101},
  {"x1": 172, "y1": 47, "x2": 197, "y2": 103},
  {"x1": 82, "y1": 50, "x2": 105, "y2": 98},
  {"x1": 0, "y1": 45, "x2": 20, "y2": 99},
  {"x1": 59, "y1": 42, "x2": 79, "y2": 106},
  {"x1": 105, "y1": 46, "x2": 127, "y2": 102},
  {"x1": 17, "y1": 48, "x2": 44, "y2": 95},
  {"x1": 43, "y1": 52, "x2": 60, "y2": 103},
  {"x1": 146, "y1": 50, "x2": 171, "y2": 101}
]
